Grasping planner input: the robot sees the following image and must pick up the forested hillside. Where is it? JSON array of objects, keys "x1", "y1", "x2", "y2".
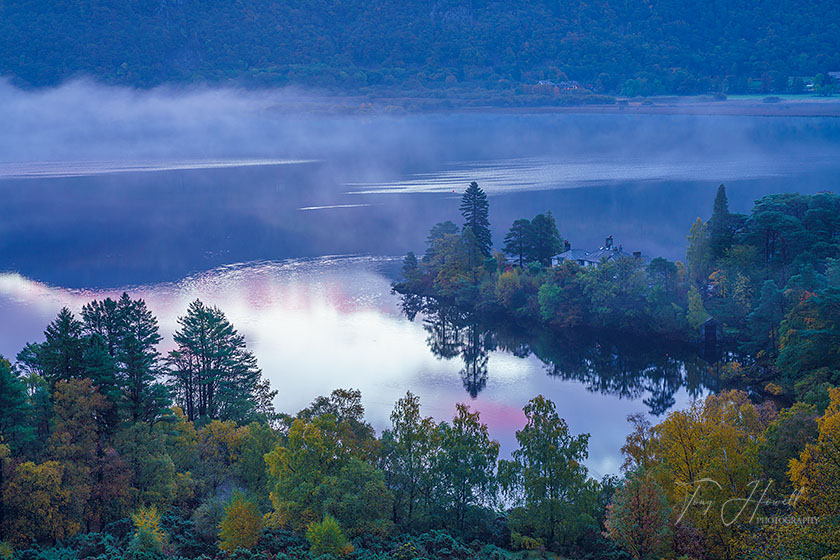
[{"x1": 1, "y1": 0, "x2": 839, "y2": 93}]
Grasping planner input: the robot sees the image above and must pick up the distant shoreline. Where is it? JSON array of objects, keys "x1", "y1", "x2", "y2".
[
  {"x1": 265, "y1": 94, "x2": 840, "y2": 117},
  {"x1": 478, "y1": 98, "x2": 840, "y2": 118}
]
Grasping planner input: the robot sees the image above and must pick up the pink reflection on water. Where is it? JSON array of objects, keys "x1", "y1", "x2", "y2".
[
  {"x1": 0, "y1": 256, "x2": 701, "y2": 475},
  {"x1": 462, "y1": 399, "x2": 529, "y2": 436}
]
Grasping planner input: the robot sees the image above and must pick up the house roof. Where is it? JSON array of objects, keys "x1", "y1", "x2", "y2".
[
  {"x1": 554, "y1": 247, "x2": 647, "y2": 264},
  {"x1": 555, "y1": 249, "x2": 589, "y2": 261}
]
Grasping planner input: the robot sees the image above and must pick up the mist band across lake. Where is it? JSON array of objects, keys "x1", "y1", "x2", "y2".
[{"x1": 2, "y1": 101, "x2": 840, "y2": 474}]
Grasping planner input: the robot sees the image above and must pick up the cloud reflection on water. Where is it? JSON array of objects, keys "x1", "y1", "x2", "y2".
[{"x1": 0, "y1": 256, "x2": 701, "y2": 476}]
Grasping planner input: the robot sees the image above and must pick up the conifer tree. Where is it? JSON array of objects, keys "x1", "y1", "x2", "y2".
[
  {"x1": 82, "y1": 294, "x2": 168, "y2": 423},
  {"x1": 168, "y1": 300, "x2": 265, "y2": 423},
  {"x1": 0, "y1": 357, "x2": 34, "y2": 455},
  {"x1": 459, "y1": 182, "x2": 492, "y2": 258},
  {"x1": 40, "y1": 308, "x2": 86, "y2": 385},
  {"x1": 529, "y1": 211, "x2": 563, "y2": 267},
  {"x1": 504, "y1": 219, "x2": 533, "y2": 267},
  {"x1": 708, "y1": 184, "x2": 734, "y2": 260}
]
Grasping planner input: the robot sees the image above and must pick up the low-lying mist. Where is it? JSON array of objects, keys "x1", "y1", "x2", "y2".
[
  {"x1": 1, "y1": 78, "x2": 839, "y2": 288},
  {"x1": 2, "y1": 78, "x2": 839, "y2": 179}
]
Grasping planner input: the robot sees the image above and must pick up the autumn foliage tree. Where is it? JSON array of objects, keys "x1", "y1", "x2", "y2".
[
  {"x1": 0, "y1": 460, "x2": 69, "y2": 546},
  {"x1": 265, "y1": 392, "x2": 392, "y2": 536},
  {"x1": 218, "y1": 491, "x2": 262, "y2": 552},
  {"x1": 129, "y1": 505, "x2": 167, "y2": 559},
  {"x1": 604, "y1": 469, "x2": 672, "y2": 560},
  {"x1": 774, "y1": 387, "x2": 840, "y2": 557}
]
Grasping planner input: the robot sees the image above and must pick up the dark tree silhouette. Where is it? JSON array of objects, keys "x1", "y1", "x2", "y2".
[{"x1": 460, "y1": 182, "x2": 492, "y2": 258}]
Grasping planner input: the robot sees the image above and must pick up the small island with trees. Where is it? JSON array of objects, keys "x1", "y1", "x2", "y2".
[{"x1": 395, "y1": 182, "x2": 840, "y2": 407}]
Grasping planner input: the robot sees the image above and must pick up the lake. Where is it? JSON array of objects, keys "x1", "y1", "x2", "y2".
[{"x1": 2, "y1": 93, "x2": 840, "y2": 475}]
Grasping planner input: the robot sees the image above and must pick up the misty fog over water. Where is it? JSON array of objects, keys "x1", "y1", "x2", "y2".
[
  {"x1": 2, "y1": 81, "x2": 840, "y2": 472},
  {"x1": 2, "y1": 81, "x2": 839, "y2": 287}
]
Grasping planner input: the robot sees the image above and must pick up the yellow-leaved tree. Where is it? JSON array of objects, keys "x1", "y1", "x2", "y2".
[
  {"x1": 218, "y1": 491, "x2": 262, "y2": 552},
  {"x1": 777, "y1": 387, "x2": 840, "y2": 558},
  {"x1": 129, "y1": 505, "x2": 167, "y2": 558},
  {"x1": 637, "y1": 391, "x2": 774, "y2": 559},
  {"x1": 0, "y1": 460, "x2": 70, "y2": 546}
]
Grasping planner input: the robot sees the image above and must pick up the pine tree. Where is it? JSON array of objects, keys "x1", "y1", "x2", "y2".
[
  {"x1": 708, "y1": 184, "x2": 734, "y2": 260},
  {"x1": 459, "y1": 182, "x2": 492, "y2": 258},
  {"x1": 529, "y1": 211, "x2": 563, "y2": 267},
  {"x1": 116, "y1": 294, "x2": 166, "y2": 423},
  {"x1": 168, "y1": 300, "x2": 265, "y2": 423},
  {"x1": 80, "y1": 334, "x2": 120, "y2": 432},
  {"x1": 82, "y1": 294, "x2": 168, "y2": 423},
  {"x1": 503, "y1": 219, "x2": 533, "y2": 267},
  {"x1": 81, "y1": 298, "x2": 120, "y2": 356},
  {"x1": 40, "y1": 308, "x2": 86, "y2": 385},
  {"x1": 0, "y1": 356, "x2": 34, "y2": 455}
]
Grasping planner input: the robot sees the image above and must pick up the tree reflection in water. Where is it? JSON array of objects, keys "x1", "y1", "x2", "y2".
[{"x1": 400, "y1": 295, "x2": 715, "y2": 415}]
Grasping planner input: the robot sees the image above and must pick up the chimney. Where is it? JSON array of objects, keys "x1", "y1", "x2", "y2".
[
  {"x1": 605, "y1": 235, "x2": 613, "y2": 249},
  {"x1": 564, "y1": 240, "x2": 571, "y2": 252}
]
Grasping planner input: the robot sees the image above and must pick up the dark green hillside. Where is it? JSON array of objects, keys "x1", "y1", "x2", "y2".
[{"x1": 1, "y1": 0, "x2": 839, "y2": 93}]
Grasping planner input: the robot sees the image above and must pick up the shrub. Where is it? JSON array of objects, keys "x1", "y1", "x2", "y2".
[
  {"x1": 476, "y1": 544, "x2": 514, "y2": 560},
  {"x1": 102, "y1": 518, "x2": 133, "y2": 543},
  {"x1": 67, "y1": 532, "x2": 120, "y2": 559},
  {"x1": 306, "y1": 515, "x2": 353, "y2": 557},
  {"x1": 219, "y1": 492, "x2": 263, "y2": 552},
  {"x1": 391, "y1": 542, "x2": 419, "y2": 560},
  {"x1": 255, "y1": 528, "x2": 307, "y2": 554},
  {"x1": 412, "y1": 531, "x2": 472, "y2": 559},
  {"x1": 129, "y1": 506, "x2": 167, "y2": 560},
  {"x1": 160, "y1": 509, "x2": 212, "y2": 558},
  {"x1": 510, "y1": 532, "x2": 543, "y2": 551},
  {"x1": 192, "y1": 497, "x2": 226, "y2": 544},
  {"x1": 12, "y1": 547, "x2": 77, "y2": 560}
]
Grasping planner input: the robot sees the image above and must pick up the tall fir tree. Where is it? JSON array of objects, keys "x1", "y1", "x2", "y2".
[
  {"x1": 39, "y1": 307, "x2": 86, "y2": 385},
  {"x1": 503, "y1": 219, "x2": 533, "y2": 267},
  {"x1": 0, "y1": 356, "x2": 35, "y2": 455},
  {"x1": 82, "y1": 294, "x2": 168, "y2": 423},
  {"x1": 459, "y1": 182, "x2": 492, "y2": 258},
  {"x1": 528, "y1": 211, "x2": 563, "y2": 267},
  {"x1": 116, "y1": 294, "x2": 166, "y2": 423},
  {"x1": 168, "y1": 299, "x2": 266, "y2": 423},
  {"x1": 708, "y1": 184, "x2": 734, "y2": 260}
]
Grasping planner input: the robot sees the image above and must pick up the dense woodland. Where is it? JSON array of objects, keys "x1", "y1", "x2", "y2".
[
  {"x1": 1, "y1": 309, "x2": 839, "y2": 559},
  {"x1": 0, "y1": 183, "x2": 838, "y2": 559},
  {"x1": 2, "y1": 0, "x2": 840, "y2": 96}
]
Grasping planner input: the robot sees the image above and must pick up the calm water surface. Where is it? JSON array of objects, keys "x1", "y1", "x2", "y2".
[{"x1": 2, "y1": 107, "x2": 840, "y2": 474}]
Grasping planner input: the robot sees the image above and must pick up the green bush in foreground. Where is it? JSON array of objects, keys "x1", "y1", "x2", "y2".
[{"x1": 306, "y1": 515, "x2": 353, "y2": 557}]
